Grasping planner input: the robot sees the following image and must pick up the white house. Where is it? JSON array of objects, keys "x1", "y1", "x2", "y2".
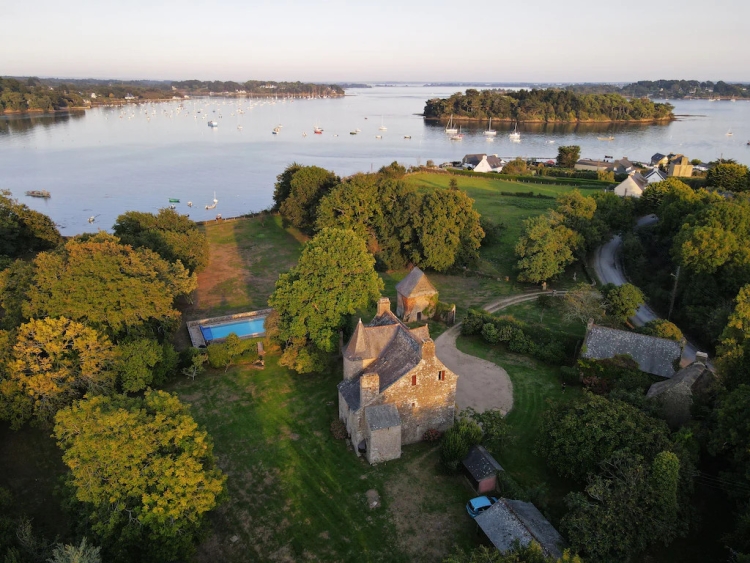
[
  {"x1": 643, "y1": 168, "x2": 667, "y2": 184},
  {"x1": 461, "y1": 154, "x2": 504, "y2": 173},
  {"x1": 614, "y1": 172, "x2": 648, "y2": 198}
]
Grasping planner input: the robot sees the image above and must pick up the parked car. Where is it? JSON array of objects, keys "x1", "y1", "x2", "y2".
[{"x1": 466, "y1": 496, "x2": 498, "y2": 518}]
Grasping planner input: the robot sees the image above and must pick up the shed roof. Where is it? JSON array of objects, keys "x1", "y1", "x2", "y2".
[
  {"x1": 396, "y1": 267, "x2": 437, "y2": 298},
  {"x1": 463, "y1": 445, "x2": 504, "y2": 481},
  {"x1": 582, "y1": 324, "x2": 681, "y2": 378},
  {"x1": 647, "y1": 361, "x2": 711, "y2": 399},
  {"x1": 475, "y1": 499, "x2": 564, "y2": 559},
  {"x1": 365, "y1": 404, "x2": 401, "y2": 431}
]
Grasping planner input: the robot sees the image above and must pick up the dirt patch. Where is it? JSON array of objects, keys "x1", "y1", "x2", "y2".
[{"x1": 385, "y1": 448, "x2": 468, "y2": 562}]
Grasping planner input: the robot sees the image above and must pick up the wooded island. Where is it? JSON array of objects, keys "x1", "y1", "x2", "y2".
[{"x1": 423, "y1": 89, "x2": 675, "y2": 123}]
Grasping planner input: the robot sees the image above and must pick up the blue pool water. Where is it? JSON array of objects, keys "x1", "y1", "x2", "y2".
[{"x1": 200, "y1": 317, "x2": 266, "y2": 342}]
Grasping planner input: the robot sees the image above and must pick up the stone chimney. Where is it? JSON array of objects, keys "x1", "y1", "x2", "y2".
[
  {"x1": 695, "y1": 351, "x2": 709, "y2": 364},
  {"x1": 360, "y1": 373, "x2": 379, "y2": 407},
  {"x1": 377, "y1": 297, "x2": 391, "y2": 316},
  {"x1": 420, "y1": 338, "x2": 435, "y2": 360},
  {"x1": 586, "y1": 318, "x2": 595, "y2": 332}
]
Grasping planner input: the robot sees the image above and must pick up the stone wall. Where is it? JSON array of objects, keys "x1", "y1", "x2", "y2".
[
  {"x1": 366, "y1": 425, "x2": 401, "y2": 464},
  {"x1": 397, "y1": 294, "x2": 438, "y2": 323}
]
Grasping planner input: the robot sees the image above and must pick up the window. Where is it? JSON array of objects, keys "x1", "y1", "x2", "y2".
[
  {"x1": 438, "y1": 370, "x2": 446, "y2": 381},
  {"x1": 411, "y1": 375, "x2": 417, "y2": 386}
]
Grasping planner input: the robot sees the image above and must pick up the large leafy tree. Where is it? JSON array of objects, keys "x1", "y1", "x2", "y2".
[
  {"x1": 557, "y1": 145, "x2": 581, "y2": 168},
  {"x1": 23, "y1": 233, "x2": 194, "y2": 339},
  {"x1": 562, "y1": 283, "x2": 605, "y2": 325},
  {"x1": 706, "y1": 162, "x2": 750, "y2": 192},
  {"x1": 113, "y1": 209, "x2": 209, "y2": 273},
  {"x1": 272, "y1": 162, "x2": 304, "y2": 210},
  {"x1": 601, "y1": 283, "x2": 645, "y2": 321},
  {"x1": 53, "y1": 391, "x2": 226, "y2": 563},
  {"x1": 0, "y1": 190, "x2": 62, "y2": 259},
  {"x1": 515, "y1": 213, "x2": 578, "y2": 283},
  {"x1": 268, "y1": 228, "x2": 383, "y2": 373},
  {"x1": 279, "y1": 166, "x2": 340, "y2": 234},
  {"x1": 0, "y1": 258, "x2": 34, "y2": 330},
  {"x1": 537, "y1": 392, "x2": 671, "y2": 480},
  {"x1": 0, "y1": 317, "x2": 115, "y2": 428}
]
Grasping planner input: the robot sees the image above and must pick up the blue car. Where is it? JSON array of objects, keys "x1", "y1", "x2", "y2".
[{"x1": 466, "y1": 496, "x2": 498, "y2": 518}]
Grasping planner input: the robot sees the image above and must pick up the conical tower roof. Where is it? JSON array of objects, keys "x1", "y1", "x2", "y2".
[{"x1": 344, "y1": 319, "x2": 373, "y2": 360}]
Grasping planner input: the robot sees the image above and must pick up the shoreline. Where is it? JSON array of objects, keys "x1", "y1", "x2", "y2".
[{"x1": 423, "y1": 115, "x2": 675, "y2": 124}]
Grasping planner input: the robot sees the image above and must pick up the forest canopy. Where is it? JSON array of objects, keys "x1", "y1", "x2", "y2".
[{"x1": 423, "y1": 88, "x2": 674, "y2": 122}]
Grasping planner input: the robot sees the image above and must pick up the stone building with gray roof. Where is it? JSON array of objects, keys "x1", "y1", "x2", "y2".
[
  {"x1": 475, "y1": 499, "x2": 565, "y2": 559},
  {"x1": 338, "y1": 297, "x2": 457, "y2": 464},
  {"x1": 581, "y1": 321, "x2": 681, "y2": 378},
  {"x1": 647, "y1": 354, "x2": 713, "y2": 428},
  {"x1": 395, "y1": 267, "x2": 439, "y2": 323}
]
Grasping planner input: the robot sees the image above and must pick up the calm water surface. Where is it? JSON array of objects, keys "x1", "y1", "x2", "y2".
[{"x1": 1, "y1": 85, "x2": 749, "y2": 235}]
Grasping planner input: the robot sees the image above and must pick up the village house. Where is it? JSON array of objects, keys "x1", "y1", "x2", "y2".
[
  {"x1": 338, "y1": 297, "x2": 458, "y2": 464},
  {"x1": 461, "y1": 154, "x2": 505, "y2": 173},
  {"x1": 651, "y1": 153, "x2": 669, "y2": 167},
  {"x1": 574, "y1": 159, "x2": 611, "y2": 172},
  {"x1": 667, "y1": 154, "x2": 694, "y2": 177},
  {"x1": 396, "y1": 267, "x2": 439, "y2": 322},
  {"x1": 614, "y1": 172, "x2": 648, "y2": 197},
  {"x1": 581, "y1": 321, "x2": 682, "y2": 378},
  {"x1": 647, "y1": 353, "x2": 713, "y2": 428},
  {"x1": 608, "y1": 158, "x2": 637, "y2": 175},
  {"x1": 643, "y1": 167, "x2": 667, "y2": 184}
]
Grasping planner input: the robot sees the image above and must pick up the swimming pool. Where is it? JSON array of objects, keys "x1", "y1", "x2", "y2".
[{"x1": 199, "y1": 316, "x2": 267, "y2": 342}]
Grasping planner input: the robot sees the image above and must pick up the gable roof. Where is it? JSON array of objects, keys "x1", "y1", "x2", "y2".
[
  {"x1": 463, "y1": 445, "x2": 504, "y2": 482},
  {"x1": 338, "y1": 307, "x2": 429, "y2": 411},
  {"x1": 644, "y1": 168, "x2": 667, "y2": 182},
  {"x1": 614, "y1": 173, "x2": 647, "y2": 197},
  {"x1": 365, "y1": 404, "x2": 401, "y2": 431},
  {"x1": 396, "y1": 267, "x2": 437, "y2": 299},
  {"x1": 486, "y1": 155, "x2": 504, "y2": 169},
  {"x1": 582, "y1": 324, "x2": 681, "y2": 378},
  {"x1": 475, "y1": 499, "x2": 564, "y2": 559},
  {"x1": 647, "y1": 361, "x2": 712, "y2": 399},
  {"x1": 462, "y1": 154, "x2": 485, "y2": 166},
  {"x1": 651, "y1": 152, "x2": 667, "y2": 165}
]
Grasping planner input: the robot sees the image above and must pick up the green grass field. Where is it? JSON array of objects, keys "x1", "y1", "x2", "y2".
[
  {"x1": 455, "y1": 336, "x2": 582, "y2": 521},
  {"x1": 499, "y1": 298, "x2": 587, "y2": 340}
]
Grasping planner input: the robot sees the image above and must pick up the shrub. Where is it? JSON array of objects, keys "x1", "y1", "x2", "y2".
[
  {"x1": 422, "y1": 428, "x2": 442, "y2": 442},
  {"x1": 330, "y1": 419, "x2": 347, "y2": 440},
  {"x1": 481, "y1": 323, "x2": 501, "y2": 344},
  {"x1": 440, "y1": 418, "x2": 483, "y2": 471}
]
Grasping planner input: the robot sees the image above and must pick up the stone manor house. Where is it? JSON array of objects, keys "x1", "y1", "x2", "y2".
[{"x1": 337, "y1": 297, "x2": 458, "y2": 464}]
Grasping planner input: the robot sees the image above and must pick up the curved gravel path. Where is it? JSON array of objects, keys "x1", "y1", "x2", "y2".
[{"x1": 435, "y1": 292, "x2": 548, "y2": 415}]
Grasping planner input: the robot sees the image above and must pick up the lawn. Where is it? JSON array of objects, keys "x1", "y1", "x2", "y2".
[
  {"x1": 186, "y1": 214, "x2": 305, "y2": 321},
  {"x1": 170, "y1": 356, "x2": 478, "y2": 563},
  {"x1": 499, "y1": 297, "x2": 587, "y2": 340},
  {"x1": 454, "y1": 336, "x2": 581, "y2": 522}
]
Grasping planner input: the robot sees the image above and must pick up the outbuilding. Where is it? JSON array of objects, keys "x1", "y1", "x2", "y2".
[{"x1": 462, "y1": 445, "x2": 503, "y2": 494}]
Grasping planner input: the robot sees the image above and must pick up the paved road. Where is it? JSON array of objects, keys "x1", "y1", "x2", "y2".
[
  {"x1": 434, "y1": 292, "x2": 549, "y2": 415},
  {"x1": 591, "y1": 214, "x2": 702, "y2": 364}
]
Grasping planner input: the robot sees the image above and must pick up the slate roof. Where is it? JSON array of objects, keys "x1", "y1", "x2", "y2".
[
  {"x1": 462, "y1": 154, "x2": 485, "y2": 166},
  {"x1": 475, "y1": 499, "x2": 564, "y2": 559},
  {"x1": 651, "y1": 152, "x2": 667, "y2": 165},
  {"x1": 486, "y1": 155, "x2": 504, "y2": 169},
  {"x1": 396, "y1": 267, "x2": 438, "y2": 299},
  {"x1": 644, "y1": 168, "x2": 667, "y2": 182},
  {"x1": 338, "y1": 307, "x2": 428, "y2": 411},
  {"x1": 576, "y1": 159, "x2": 610, "y2": 168},
  {"x1": 463, "y1": 445, "x2": 504, "y2": 481},
  {"x1": 615, "y1": 173, "x2": 648, "y2": 197},
  {"x1": 365, "y1": 404, "x2": 401, "y2": 431},
  {"x1": 582, "y1": 324, "x2": 681, "y2": 378},
  {"x1": 647, "y1": 361, "x2": 711, "y2": 399}
]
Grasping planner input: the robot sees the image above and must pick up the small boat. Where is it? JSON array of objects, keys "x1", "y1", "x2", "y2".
[
  {"x1": 272, "y1": 126, "x2": 280, "y2": 134},
  {"x1": 355, "y1": 128, "x2": 361, "y2": 132},
  {"x1": 350, "y1": 130, "x2": 358, "y2": 135},
  {"x1": 302, "y1": 132, "x2": 307, "y2": 137},
  {"x1": 169, "y1": 198, "x2": 180, "y2": 203},
  {"x1": 205, "y1": 192, "x2": 218, "y2": 210},
  {"x1": 375, "y1": 135, "x2": 382, "y2": 139},
  {"x1": 88, "y1": 215, "x2": 99, "y2": 224},
  {"x1": 237, "y1": 125, "x2": 243, "y2": 130},
  {"x1": 314, "y1": 126, "x2": 323, "y2": 134},
  {"x1": 597, "y1": 136, "x2": 615, "y2": 141},
  {"x1": 727, "y1": 129, "x2": 734, "y2": 136},
  {"x1": 483, "y1": 117, "x2": 497, "y2": 137},
  {"x1": 169, "y1": 205, "x2": 176, "y2": 210},
  {"x1": 509, "y1": 123, "x2": 521, "y2": 142},
  {"x1": 404, "y1": 135, "x2": 411, "y2": 139},
  {"x1": 378, "y1": 116, "x2": 387, "y2": 131},
  {"x1": 445, "y1": 114, "x2": 458, "y2": 135},
  {"x1": 208, "y1": 121, "x2": 218, "y2": 127},
  {"x1": 187, "y1": 201, "x2": 193, "y2": 207},
  {"x1": 25, "y1": 190, "x2": 51, "y2": 198},
  {"x1": 450, "y1": 126, "x2": 464, "y2": 141}
]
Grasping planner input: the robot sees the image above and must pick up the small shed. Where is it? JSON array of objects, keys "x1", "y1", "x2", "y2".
[
  {"x1": 475, "y1": 498, "x2": 565, "y2": 559},
  {"x1": 463, "y1": 445, "x2": 503, "y2": 494},
  {"x1": 395, "y1": 267, "x2": 438, "y2": 323}
]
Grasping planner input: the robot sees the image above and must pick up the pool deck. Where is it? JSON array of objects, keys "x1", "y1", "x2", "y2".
[{"x1": 187, "y1": 308, "x2": 272, "y2": 347}]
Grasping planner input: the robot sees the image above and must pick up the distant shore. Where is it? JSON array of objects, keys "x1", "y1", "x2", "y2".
[{"x1": 423, "y1": 116, "x2": 675, "y2": 124}]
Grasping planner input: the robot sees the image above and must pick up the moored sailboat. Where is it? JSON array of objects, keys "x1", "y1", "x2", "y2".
[{"x1": 483, "y1": 117, "x2": 497, "y2": 137}]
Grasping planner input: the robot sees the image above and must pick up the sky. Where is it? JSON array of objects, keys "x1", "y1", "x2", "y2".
[{"x1": 1, "y1": 0, "x2": 749, "y2": 83}]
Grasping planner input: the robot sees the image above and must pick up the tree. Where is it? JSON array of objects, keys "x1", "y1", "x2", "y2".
[
  {"x1": 268, "y1": 228, "x2": 383, "y2": 373},
  {"x1": 515, "y1": 214, "x2": 578, "y2": 283},
  {"x1": 53, "y1": 391, "x2": 226, "y2": 562},
  {"x1": 706, "y1": 163, "x2": 750, "y2": 192},
  {"x1": 555, "y1": 191, "x2": 604, "y2": 252},
  {"x1": 440, "y1": 416, "x2": 483, "y2": 471},
  {"x1": 443, "y1": 543, "x2": 582, "y2": 563},
  {"x1": 501, "y1": 157, "x2": 528, "y2": 176},
  {"x1": 279, "y1": 166, "x2": 340, "y2": 234},
  {"x1": 113, "y1": 209, "x2": 209, "y2": 273},
  {"x1": 0, "y1": 190, "x2": 62, "y2": 259},
  {"x1": 637, "y1": 319, "x2": 683, "y2": 341},
  {"x1": 1, "y1": 317, "x2": 116, "y2": 428},
  {"x1": 601, "y1": 283, "x2": 645, "y2": 321},
  {"x1": 272, "y1": 162, "x2": 303, "y2": 210},
  {"x1": 0, "y1": 259, "x2": 34, "y2": 330},
  {"x1": 597, "y1": 169, "x2": 615, "y2": 182},
  {"x1": 115, "y1": 338, "x2": 171, "y2": 393},
  {"x1": 47, "y1": 538, "x2": 101, "y2": 563},
  {"x1": 23, "y1": 233, "x2": 193, "y2": 339},
  {"x1": 537, "y1": 392, "x2": 671, "y2": 480},
  {"x1": 562, "y1": 283, "x2": 605, "y2": 325},
  {"x1": 557, "y1": 145, "x2": 581, "y2": 168}
]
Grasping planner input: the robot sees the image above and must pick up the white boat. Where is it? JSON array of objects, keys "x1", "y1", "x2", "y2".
[
  {"x1": 314, "y1": 126, "x2": 323, "y2": 134},
  {"x1": 483, "y1": 117, "x2": 497, "y2": 137},
  {"x1": 378, "y1": 116, "x2": 387, "y2": 131},
  {"x1": 375, "y1": 135, "x2": 382, "y2": 139},
  {"x1": 272, "y1": 126, "x2": 280, "y2": 134},
  {"x1": 208, "y1": 121, "x2": 218, "y2": 128},
  {"x1": 404, "y1": 135, "x2": 411, "y2": 139},
  {"x1": 205, "y1": 192, "x2": 218, "y2": 210},
  {"x1": 727, "y1": 129, "x2": 734, "y2": 136},
  {"x1": 509, "y1": 123, "x2": 521, "y2": 142},
  {"x1": 445, "y1": 114, "x2": 458, "y2": 135},
  {"x1": 597, "y1": 136, "x2": 615, "y2": 141},
  {"x1": 450, "y1": 126, "x2": 464, "y2": 141}
]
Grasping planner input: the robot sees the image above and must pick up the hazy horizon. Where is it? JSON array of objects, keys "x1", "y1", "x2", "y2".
[{"x1": 2, "y1": 0, "x2": 748, "y2": 83}]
